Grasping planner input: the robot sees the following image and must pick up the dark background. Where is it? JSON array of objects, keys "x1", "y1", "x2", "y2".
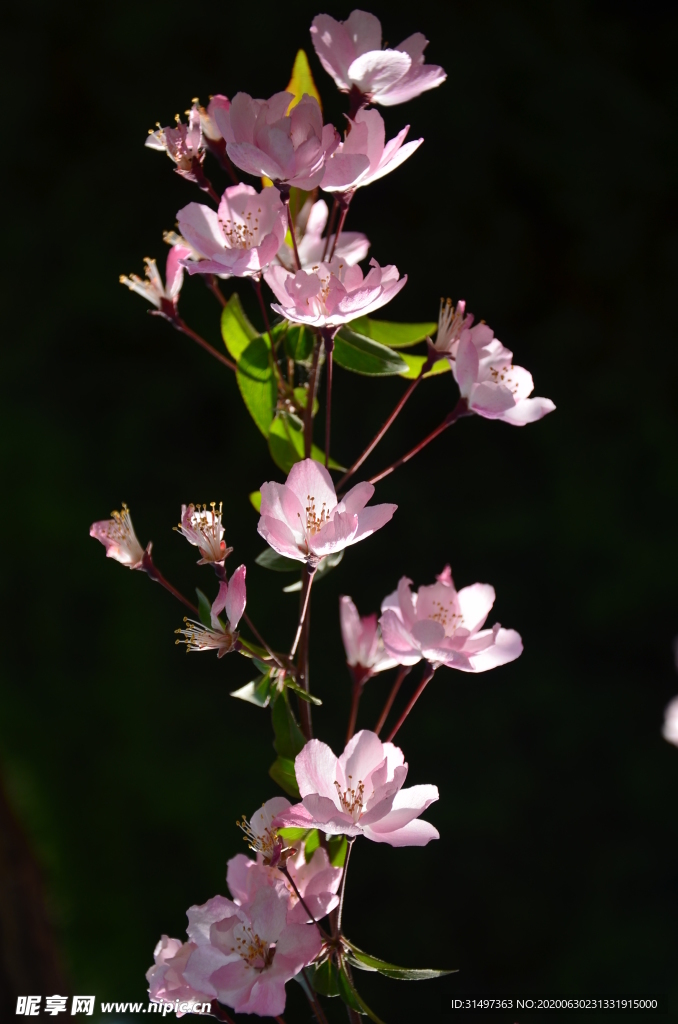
[{"x1": 2, "y1": 0, "x2": 677, "y2": 1021}]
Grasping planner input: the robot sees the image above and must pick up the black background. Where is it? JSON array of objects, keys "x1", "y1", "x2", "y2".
[{"x1": 2, "y1": 0, "x2": 677, "y2": 1021}]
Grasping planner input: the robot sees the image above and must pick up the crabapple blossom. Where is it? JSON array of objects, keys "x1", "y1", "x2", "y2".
[
  {"x1": 227, "y1": 846, "x2": 341, "y2": 926},
  {"x1": 195, "y1": 94, "x2": 231, "y2": 142},
  {"x1": 119, "y1": 243, "x2": 192, "y2": 318},
  {"x1": 276, "y1": 197, "x2": 369, "y2": 271},
  {"x1": 146, "y1": 936, "x2": 211, "y2": 1016},
  {"x1": 174, "y1": 565, "x2": 246, "y2": 657},
  {"x1": 237, "y1": 796, "x2": 293, "y2": 867},
  {"x1": 322, "y1": 108, "x2": 422, "y2": 192},
  {"x1": 274, "y1": 730, "x2": 439, "y2": 846},
  {"x1": 257, "y1": 458, "x2": 396, "y2": 566},
  {"x1": 379, "y1": 565, "x2": 523, "y2": 672},
  {"x1": 146, "y1": 107, "x2": 204, "y2": 182},
  {"x1": 174, "y1": 503, "x2": 233, "y2": 567},
  {"x1": 452, "y1": 320, "x2": 556, "y2": 426},
  {"x1": 662, "y1": 696, "x2": 678, "y2": 746},
  {"x1": 176, "y1": 183, "x2": 286, "y2": 279},
  {"x1": 182, "y1": 888, "x2": 323, "y2": 1016},
  {"x1": 310, "y1": 11, "x2": 446, "y2": 107},
  {"x1": 434, "y1": 298, "x2": 474, "y2": 357},
  {"x1": 214, "y1": 91, "x2": 353, "y2": 191},
  {"x1": 90, "y1": 503, "x2": 147, "y2": 569},
  {"x1": 265, "y1": 257, "x2": 406, "y2": 329},
  {"x1": 340, "y1": 595, "x2": 397, "y2": 676}
]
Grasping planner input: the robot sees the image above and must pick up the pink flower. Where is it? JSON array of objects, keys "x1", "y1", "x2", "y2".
[
  {"x1": 452, "y1": 320, "x2": 556, "y2": 426},
  {"x1": 227, "y1": 846, "x2": 341, "y2": 926},
  {"x1": 258, "y1": 458, "x2": 396, "y2": 567},
  {"x1": 434, "y1": 298, "x2": 474, "y2": 357},
  {"x1": 182, "y1": 888, "x2": 323, "y2": 1017},
  {"x1": 276, "y1": 198, "x2": 369, "y2": 271},
  {"x1": 196, "y1": 94, "x2": 231, "y2": 142},
  {"x1": 119, "y1": 244, "x2": 192, "y2": 318},
  {"x1": 90, "y1": 503, "x2": 148, "y2": 569},
  {"x1": 310, "y1": 11, "x2": 446, "y2": 107},
  {"x1": 264, "y1": 257, "x2": 406, "y2": 329},
  {"x1": 274, "y1": 730, "x2": 439, "y2": 846},
  {"x1": 379, "y1": 566, "x2": 523, "y2": 672},
  {"x1": 322, "y1": 108, "x2": 422, "y2": 192},
  {"x1": 177, "y1": 184, "x2": 286, "y2": 278},
  {"x1": 213, "y1": 91, "x2": 345, "y2": 191},
  {"x1": 146, "y1": 106, "x2": 204, "y2": 182},
  {"x1": 662, "y1": 696, "x2": 678, "y2": 746},
  {"x1": 174, "y1": 503, "x2": 233, "y2": 567},
  {"x1": 340, "y1": 595, "x2": 397, "y2": 675},
  {"x1": 146, "y1": 936, "x2": 212, "y2": 1017},
  {"x1": 175, "y1": 566, "x2": 246, "y2": 657}
]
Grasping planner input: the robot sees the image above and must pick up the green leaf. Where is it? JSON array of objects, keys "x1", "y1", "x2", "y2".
[
  {"x1": 343, "y1": 940, "x2": 456, "y2": 982},
  {"x1": 269, "y1": 755, "x2": 300, "y2": 798},
  {"x1": 398, "y1": 352, "x2": 451, "y2": 380},
  {"x1": 268, "y1": 414, "x2": 344, "y2": 475},
  {"x1": 249, "y1": 490, "x2": 262, "y2": 513},
  {"x1": 221, "y1": 292, "x2": 258, "y2": 360},
  {"x1": 304, "y1": 828, "x2": 320, "y2": 860},
  {"x1": 230, "y1": 673, "x2": 272, "y2": 707},
  {"x1": 271, "y1": 692, "x2": 306, "y2": 759},
  {"x1": 337, "y1": 964, "x2": 386, "y2": 1023},
  {"x1": 195, "y1": 588, "x2": 212, "y2": 628},
  {"x1": 328, "y1": 834, "x2": 347, "y2": 867},
  {"x1": 255, "y1": 547, "x2": 302, "y2": 572},
  {"x1": 312, "y1": 958, "x2": 342, "y2": 998},
  {"x1": 284, "y1": 325, "x2": 313, "y2": 362},
  {"x1": 285, "y1": 678, "x2": 322, "y2": 705},
  {"x1": 292, "y1": 386, "x2": 319, "y2": 417},
  {"x1": 350, "y1": 316, "x2": 437, "y2": 349},
  {"x1": 334, "y1": 328, "x2": 409, "y2": 376},
  {"x1": 237, "y1": 637, "x2": 271, "y2": 659},
  {"x1": 236, "y1": 336, "x2": 277, "y2": 437},
  {"x1": 277, "y1": 826, "x2": 311, "y2": 842},
  {"x1": 282, "y1": 549, "x2": 344, "y2": 593}
]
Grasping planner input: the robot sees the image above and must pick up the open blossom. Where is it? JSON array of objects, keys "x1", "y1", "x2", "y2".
[
  {"x1": 276, "y1": 198, "x2": 369, "y2": 271},
  {"x1": 177, "y1": 184, "x2": 286, "y2": 278},
  {"x1": 146, "y1": 937, "x2": 211, "y2": 1016},
  {"x1": 265, "y1": 257, "x2": 406, "y2": 329},
  {"x1": 310, "y1": 11, "x2": 446, "y2": 107},
  {"x1": 274, "y1": 730, "x2": 439, "y2": 846},
  {"x1": 146, "y1": 107, "x2": 204, "y2": 181},
  {"x1": 340, "y1": 596, "x2": 397, "y2": 675},
  {"x1": 227, "y1": 849, "x2": 341, "y2": 926},
  {"x1": 182, "y1": 888, "x2": 322, "y2": 1017},
  {"x1": 451, "y1": 318, "x2": 556, "y2": 426},
  {"x1": 119, "y1": 243, "x2": 192, "y2": 317},
  {"x1": 379, "y1": 566, "x2": 523, "y2": 672},
  {"x1": 214, "y1": 91, "x2": 352, "y2": 191},
  {"x1": 322, "y1": 108, "x2": 422, "y2": 192},
  {"x1": 175, "y1": 503, "x2": 233, "y2": 566},
  {"x1": 258, "y1": 458, "x2": 396, "y2": 567},
  {"x1": 90, "y1": 503, "x2": 148, "y2": 569},
  {"x1": 175, "y1": 566, "x2": 246, "y2": 657}
]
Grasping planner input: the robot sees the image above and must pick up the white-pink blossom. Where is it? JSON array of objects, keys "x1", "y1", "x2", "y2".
[
  {"x1": 174, "y1": 566, "x2": 246, "y2": 657},
  {"x1": 452, "y1": 321, "x2": 556, "y2": 426},
  {"x1": 434, "y1": 298, "x2": 474, "y2": 356},
  {"x1": 264, "y1": 257, "x2": 406, "y2": 329},
  {"x1": 146, "y1": 107, "x2": 204, "y2": 181},
  {"x1": 196, "y1": 94, "x2": 231, "y2": 142},
  {"x1": 119, "y1": 244, "x2": 191, "y2": 316},
  {"x1": 379, "y1": 566, "x2": 523, "y2": 672},
  {"x1": 177, "y1": 183, "x2": 286, "y2": 279},
  {"x1": 310, "y1": 11, "x2": 446, "y2": 107},
  {"x1": 322, "y1": 108, "x2": 422, "y2": 192},
  {"x1": 340, "y1": 595, "x2": 397, "y2": 675},
  {"x1": 276, "y1": 197, "x2": 369, "y2": 271},
  {"x1": 146, "y1": 936, "x2": 211, "y2": 1017},
  {"x1": 258, "y1": 458, "x2": 396, "y2": 567},
  {"x1": 273, "y1": 730, "x2": 439, "y2": 846},
  {"x1": 175, "y1": 502, "x2": 233, "y2": 567},
  {"x1": 90, "y1": 503, "x2": 148, "y2": 569},
  {"x1": 182, "y1": 888, "x2": 322, "y2": 1017},
  {"x1": 213, "y1": 91, "x2": 350, "y2": 191},
  {"x1": 227, "y1": 846, "x2": 341, "y2": 926}
]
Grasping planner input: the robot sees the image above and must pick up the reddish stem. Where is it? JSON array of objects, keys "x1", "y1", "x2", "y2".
[
  {"x1": 205, "y1": 275, "x2": 226, "y2": 307},
  {"x1": 374, "y1": 665, "x2": 411, "y2": 736},
  {"x1": 321, "y1": 197, "x2": 340, "y2": 262},
  {"x1": 141, "y1": 550, "x2": 199, "y2": 615},
  {"x1": 385, "y1": 664, "x2": 436, "y2": 743},
  {"x1": 345, "y1": 667, "x2": 371, "y2": 744},
  {"x1": 368, "y1": 398, "x2": 469, "y2": 485},
  {"x1": 328, "y1": 191, "x2": 354, "y2": 262},
  {"x1": 304, "y1": 337, "x2": 322, "y2": 458}
]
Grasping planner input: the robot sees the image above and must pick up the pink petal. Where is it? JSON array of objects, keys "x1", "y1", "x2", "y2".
[
  {"x1": 309, "y1": 511, "x2": 359, "y2": 557},
  {"x1": 363, "y1": 818, "x2": 440, "y2": 845},
  {"x1": 224, "y1": 564, "x2": 246, "y2": 629},
  {"x1": 339, "y1": 730, "x2": 386, "y2": 786},
  {"x1": 454, "y1": 334, "x2": 480, "y2": 393},
  {"x1": 257, "y1": 515, "x2": 305, "y2": 562},
  {"x1": 348, "y1": 49, "x2": 412, "y2": 96},
  {"x1": 352, "y1": 503, "x2": 397, "y2": 542},
  {"x1": 335, "y1": 480, "x2": 374, "y2": 515},
  {"x1": 285, "y1": 459, "x2": 337, "y2": 513},
  {"x1": 365, "y1": 783, "x2": 439, "y2": 833},
  {"x1": 339, "y1": 595, "x2": 362, "y2": 665},
  {"x1": 176, "y1": 202, "x2": 225, "y2": 261},
  {"x1": 500, "y1": 396, "x2": 556, "y2": 425},
  {"x1": 248, "y1": 886, "x2": 287, "y2": 943},
  {"x1": 294, "y1": 739, "x2": 339, "y2": 800},
  {"x1": 456, "y1": 582, "x2": 496, "y2": 633},
  {"x1": 463, "y1": 627, "x2": 523, "y2": 672},
  {"x1": 379, "y1": 609, "x2": 422, "y2": 666}
]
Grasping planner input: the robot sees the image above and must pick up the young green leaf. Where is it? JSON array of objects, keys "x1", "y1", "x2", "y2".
[
  {"x1": 271, "y1": 692, "x2": 306, "y2": 759},
  {"x1": 249, "y1": 490, "x2": 262, "y2": 512},
  {"x1": 268, "y1": 755, "x2": 300, "y2": 798},
  {"x1": 398, "y1": 352, "x2": 451, "y2": 380},
  {"x1": 285, "y1": 678, "x2": 322, "y2": 705},
  {"x1": 236, "y1": 336, "x2": 277, "y2": 437},
  {"x1": 195, "y1": 588, "x2": 213, "y2": 628},
  {"x1": 334, "y1": 328, "x2": 409, "y2": 376},
  {"x1": 312, "y1": 958, "x2": 341, "y2": 998},
  {"x1": 221, "y1": 292, "x2": 258, "y2": 360},
  {"x1": 303, "y1": 828, "x2": 320, "y2": 860},
  {"x1": 343, "y1": 940, "x2": 456, "y2": 981},
  {"x1": 350, "y1": 316, "x2": 437, "y2": 349},
  {"x1": 230, "y1": 673, "x2": 273, "y2": 707},
  {"x1": 328, "y1": 834, "x2": 348, "y2": 867},
  {"x1": 337, "y1": 963, "x2": 386, "y2": 1023},
  {"x1": 255, "y1": 548, "x2": 301, "y2": 572},
  {"x1": 277, "y1": 826, "x2": 311, "y2": 842},
  {"x1": 284, "y1": 325, "x2": 313, "y2": 362}
]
